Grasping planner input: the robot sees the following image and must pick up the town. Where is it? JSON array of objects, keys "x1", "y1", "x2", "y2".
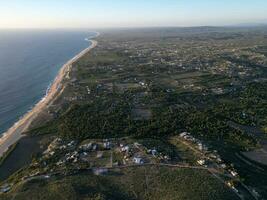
[
  {"x1": 0, "y1": 132, "x2": 253, "y2": 199},
  {"x1": 1, "y1": 27, "x2": 267, "y2": 200}
]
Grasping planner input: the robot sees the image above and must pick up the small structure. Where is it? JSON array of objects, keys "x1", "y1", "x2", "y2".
[
  {"x1": 226, "y1": 181, "x2": 238, "y2": 192},
  {"x1": 179, "y1": 132, "x2": 190, "y2": 138},
  {"x1": 133, "y1": 157, "x2": 144, "y2": 164},
  {"x1": 220, "y1": 164, "x2": 227, "y2": 169},
  {"x1": 66, "y1": 151, "x2": 79, "y2": 162},
  {"x1": 197, "y1": 142, "x2": 208, "y2": 151},
  {"x1": 148, "y1": 149, "x2": 158, "y2": 157},
  {"x1": 151, "y1": 149, "x2": 157, "y2": 156},
  {"x1": 92, "y1": 144, "x2": 98, "y2": 151},
  {"x1": 121, "y1": 145, "x2": 130, "y2": 153},
  {"x1": 0, "y1": 184, "x2": 11, "y2": 194},
  {"x1": 212, "y1": 88, "x2": 224, "y2": 95},
  {"x1": 197, "y1": 159, "x2": 206, "y2": 166},
  {"x1": 134, "y1": 142, "x2": 141, "y2": 147},
  {"x1": 80, "y1": 143, "x2": 93, "y2": 151},
  {"x1": 230, "y1": 170, "x2": 238, "y2": 177},
  {"x1": 216, "y1": 157, "x2": 223, "y2": 163},
  {"x1": 139, "y1": 81, "x2": 146, "y2": 87},
  {"x1": 67, "y1": 141, "x2": 76, "y2": 147},
  {"x1": 96, "y1": 151, "x2": 104, "y2": 158},
  {"x1": 59, "y1": 145, "x2": 67, "y2": 150},
  {"x1": 103, "y1": 142, "x2": 111, "y2": 149},
  {"x1": 93, "y1": 168, "x2": 108, "y2": 176},
  {"x1": 56, "y1": 160, "x2": 65, "y2": 166},
  {"x1": 226, "y1": 181, "x2": 234, "y2": 188},
  {"x1": 44, "y1": 175, "x2": 50, "y2": 179}
]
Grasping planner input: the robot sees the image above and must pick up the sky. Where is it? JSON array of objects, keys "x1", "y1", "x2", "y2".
[{"x1": 0, "y1": 0, "x2": 267, "y2": 29}]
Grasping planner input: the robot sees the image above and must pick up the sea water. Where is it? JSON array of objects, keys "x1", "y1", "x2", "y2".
[{"x1": 0, "y1": 30, "x2": 96, "y2": 136}]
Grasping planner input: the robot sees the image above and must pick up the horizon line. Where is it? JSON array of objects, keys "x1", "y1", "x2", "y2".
[{"x1": 0, "y1": 24, "x2": 267, "y2": 31}]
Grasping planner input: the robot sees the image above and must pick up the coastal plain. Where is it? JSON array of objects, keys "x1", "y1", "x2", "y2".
[{"x1": 1, "y1": 27, "x2": 267, "y2": 200}]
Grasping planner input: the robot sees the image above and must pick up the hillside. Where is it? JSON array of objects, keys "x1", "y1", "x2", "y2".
[{"x1": 1, "y1": 166, "x2": 238, "y2": 200}]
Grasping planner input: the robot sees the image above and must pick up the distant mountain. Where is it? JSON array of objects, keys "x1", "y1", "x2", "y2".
[{"x1": 228, "y1": 22, "x2": 267, "y2": 27}]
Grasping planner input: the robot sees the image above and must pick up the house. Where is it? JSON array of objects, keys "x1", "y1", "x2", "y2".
[
  {"x1": 216, "y1": 157, "x2": 223, "y2": 163},
  {"x1": 230, "y1": 170, "x2": 238, "y2": 177},
  {"x1": 92, "y1": 144, "x2": 98, "y2": 151},
  {"x1": 103, "y1": 142, "x2": 111, "y2": 149},
  {"x1": 147, "y1": 149, "x2": 157, "y2": 156},
  {"x1": 152, "y1": 149, "x2": 157, "y2": 156},
  {"x1": 44, "y1": 175, "x2": 50, "y2": 179},
  {"x1": 139, "y1": 82, "x2": 146, "y2": 87},
  {"x1": 209, "y1": 153, "x2": 217, "y2": 159},
  {"x1": 220, "y1": 164, "x2": 227, "y2": 169},
  {"x1": 96, "y1": 151, "x2": 103, "y2": 158},
  {"x1": 56, "y1": 160, "x2": 65, "y2": 166},
  {"x1": 134, "y1": 142, "x2": 141, "y2": 147},
  {"x1": 197, "y1": 159, "x2": 206, "y2": 166},
  {"x1": 59, "y1": 145, "x2": 67, "y2": 150},
  {"x1": 226, "y1": 181, "x2": 234, "y2": 188},
  {"x1": 179, "y1": 132, "x2": 190, "y2": 138},
  {"x1": 198, "y1": 143, "x2": 204, "y2": 151},
  {"x1": 71, "y1": 151, "x2": 79, "y2": 159},
  {"x1": 197, "y1": 143, "x2": 208, "y2": 151},
  {"x1": 67, "y1": 141, "x2": 75, "y2": 147},
  {"x1": 212, "y1": 88, "x2": 224, "y2": 95},
  {"x1": 164, "y1": 155, "x2": 171, "y2": 160},
  {"x1": 93, "y1": 168, "x2": 108, "y2": 175},
  {"x1": 80, "y1": 143, "x2": 93, "y2": 151},
  {"x1": 150, "y1": 149, "x2": 157, "y2": 156},
  {"x1": 0, "y1": 184, "x2": 11, "y2": 193},
  {"x1": 133, "y1": 157, "x2": 144, "y2": 164},
  {"x1": 121, "y1": 145, "x2": 130, "y2": 153},
  {"x1": 226, "y1": 181, "x2": 238, "y2": 192},
  {"x1": 66, "y1": 151, "x2": 79, "y2": 162}
]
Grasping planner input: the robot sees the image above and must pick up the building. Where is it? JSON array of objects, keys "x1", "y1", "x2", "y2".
[
  {"x1": 93, "y1": 168, "x2": 108, "y2": 176},
  {"x1": 0, "y1": 184, "x2": 11, "y2": 194},
  {"x1": 197, "y1": 159, "x2": 206, "y2": 166},
  {"x1": 230, "y1": 170, "x2": 238, "y2": 177},
  {"x1": 103, "y1": 142, "x2": 111, "y2": 149},
  {"x1": 121, "y1": 145, "x2": 130, "y2": 153},
  {"x1": 133, "y1": 157, "x2": 144, "y2": 164}
]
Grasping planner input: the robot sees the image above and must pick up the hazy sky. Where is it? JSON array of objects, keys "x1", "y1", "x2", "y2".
[{"x1": 0, "y1": 0, "x2": 267, "y2": 28}]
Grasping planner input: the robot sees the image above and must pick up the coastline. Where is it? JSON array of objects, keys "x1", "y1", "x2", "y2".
[{"x1": 0, "y1": 36, "x2": 99, "y2": 158}]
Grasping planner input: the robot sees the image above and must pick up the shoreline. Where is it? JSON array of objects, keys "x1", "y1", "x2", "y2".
[{"x1": 0, "y1": 35, "x2": 99, "y2": 158}]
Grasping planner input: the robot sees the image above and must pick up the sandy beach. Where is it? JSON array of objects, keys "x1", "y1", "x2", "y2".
[{"x1": 0, "y1": 38, "x2": 98, "y2": 158}]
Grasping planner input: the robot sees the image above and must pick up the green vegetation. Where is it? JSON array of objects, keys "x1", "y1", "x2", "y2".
[
  {"x1": 138, "y1": 138, "x2": 178, "y2": 158},
  {"x1": 40, "y1": 84, "x2": 260, "y2": 151},
  {"x1": 1, "y1": 166, "x2": 238, "y2": 200},
  {"x1": 4, "y1": 28, "x2": 267, "y2": 199},
  {"x1": 169, "y1": 137, "x2": 199, "y2": 164}
]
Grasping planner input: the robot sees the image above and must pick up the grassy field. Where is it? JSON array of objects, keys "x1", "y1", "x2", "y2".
[{"x1": 1, "y1": 166, "x2": 238, "y2": 200}]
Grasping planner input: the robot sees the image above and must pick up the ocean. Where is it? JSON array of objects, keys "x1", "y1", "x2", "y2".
[{"x1": 0, "y1": 30, "x2": 95, "y2": 136}]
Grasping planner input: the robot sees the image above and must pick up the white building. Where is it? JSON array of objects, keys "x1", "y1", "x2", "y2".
[
  {"x1": 197, "y1": 159, "x2": 206, "y2": 166},
  {"x1": 133, "y1": 157, "x2": 144, "y2": 164}
]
